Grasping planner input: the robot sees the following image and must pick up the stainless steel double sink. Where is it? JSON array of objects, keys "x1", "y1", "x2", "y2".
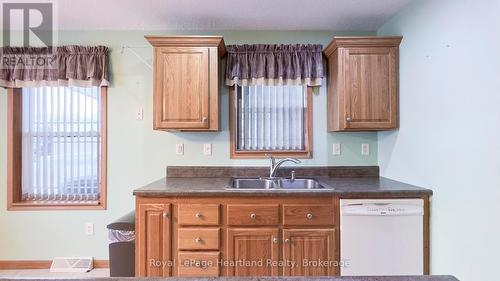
[{"x1": 227, "y1": 177, "x2": 330, "y2": 190}]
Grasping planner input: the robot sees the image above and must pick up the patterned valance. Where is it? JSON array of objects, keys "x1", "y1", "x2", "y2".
[
  {"x1": 225, "y1": 44, "x2": 323, "y2": 87},
  {"x1": 0, "y1": 46, "x2": 109, "y2": 88}
]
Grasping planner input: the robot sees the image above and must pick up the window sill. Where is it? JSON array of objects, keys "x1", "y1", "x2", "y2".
[
  {"x1": 231, "y1": 150, "x2": 312, "y2": 159},
  {"x1": 7, "y1": 201, "x2": 106, "y2": 211}
]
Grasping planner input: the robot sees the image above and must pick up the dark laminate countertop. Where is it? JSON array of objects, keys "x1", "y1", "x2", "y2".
[
  {"x1": 0, "y1": 276, "x2": 458, "y2": 281},
  {"x1": 133, "y1": 176, "x2": 432, "y2": 198}
]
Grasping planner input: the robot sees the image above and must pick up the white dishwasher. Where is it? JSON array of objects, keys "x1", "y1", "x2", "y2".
[{"x1": 340, "y1": 199, "x2": 424, "y2": 276}]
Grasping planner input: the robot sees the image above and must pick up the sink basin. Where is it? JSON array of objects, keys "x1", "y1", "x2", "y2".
[
  {"x1": 227, "y1": 177, "x2": 328, "y2": 190},
  {"x1": 277, "y1": 178, "x2": 323, "y2": 189},
  {"x1": 230, "y1": 178, "x2": 274, "y2": 189}
]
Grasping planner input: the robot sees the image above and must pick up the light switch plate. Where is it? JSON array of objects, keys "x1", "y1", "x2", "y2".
[
  {"x1": 136, "y1": 108, "x2": 144, "y2": 120},
  {"x1": 85, "y1": 223, "x2": 94, "y2": 236},
  {"x1": 361, "y1": 143, "x2": 370, "y2": 155},
  {"x1": 203, "y1": 144, "x2": 212, "y2": 155},
  {"x1": 176, "y1": 143, "x2": 184, "y2": 155},
  {"x1": 332, "y1": 143, "x2": 341, "y2": 155}
]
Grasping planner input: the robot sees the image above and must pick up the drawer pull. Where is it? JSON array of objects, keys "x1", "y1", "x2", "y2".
[
  {"x1": 250, "y1": 213, "x2": 256, "y2": 219},
  {"x1": 306, "y1": 213, "x2": 313, "y2": 220},
  {"x1": 195, "y1": 237, "x2": 203, "y2": 243},
  {"x1": 195, "y1": 213, "x2": 203, "y2": 219}
]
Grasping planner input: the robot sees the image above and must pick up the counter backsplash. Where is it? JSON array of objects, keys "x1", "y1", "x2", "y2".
[{"x1": 166, "y1": 166, "x2": 379, "y2": 178}]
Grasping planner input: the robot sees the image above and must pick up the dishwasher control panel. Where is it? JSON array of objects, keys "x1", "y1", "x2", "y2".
[{"x1": 342, "y1": 200, "x2": 424, "y2": 216}]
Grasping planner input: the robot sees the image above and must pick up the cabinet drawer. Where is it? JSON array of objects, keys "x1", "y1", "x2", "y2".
[
  {"x1": 178, "y1": 228, "x2": 220, "y2": 250},
  {"x1": 178, "y1": 204, "x2": 220, "y2": 226},
  {"x1": 227, "y1": 204, "x2": 279, "y2": 226},
  {"x1": 282, "y1": 205, "x2": 335, "y2": 226},
  {"x1": 178, "y1": 251, "x2": 220, "y2": 277}
]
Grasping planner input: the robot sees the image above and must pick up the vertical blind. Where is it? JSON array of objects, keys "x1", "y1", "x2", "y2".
[
  {"x1": 21, "y1": 86, "x2": 102, "y2": 202},
  {"x1": 234, "y1": 84, "x2": 307, "y2": 151}
]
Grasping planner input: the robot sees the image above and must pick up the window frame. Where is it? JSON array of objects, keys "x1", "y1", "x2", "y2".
[
  {"x1": 6, "y1": 86, "x2": 107, "y2": 210},
  {"x1": 229, "y1": 85, "x2": 313, "y2": 159}
]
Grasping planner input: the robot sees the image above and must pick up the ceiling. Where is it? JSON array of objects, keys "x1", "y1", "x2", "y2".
[{"x1": 54, "y1": 0, "x2": 414, "y2": 31}]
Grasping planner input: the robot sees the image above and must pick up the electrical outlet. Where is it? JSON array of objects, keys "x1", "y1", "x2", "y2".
[
  {"x1": 203, "y1": 143, "x2": 212, "y2": 155},
  {"x1": 85, "y1": 223, "x2": 94, "y2": 236},
  {"x1": 176, "y1": 143, "x2": 184, "y2": 155},
  {"x1": 332, "y1": 143, "x2": 341, "y2": 155},
  {"x1": 361, "y1": 143, "x2": 370, "y2": 155},
  {"x1": 136, "y1": 108, "x2": 144, "y2": 120}
]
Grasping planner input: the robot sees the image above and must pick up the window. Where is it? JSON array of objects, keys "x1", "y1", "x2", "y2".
[
  {"x1": 7, "y1": 86, "x2": 107, "y2": 210},
  {"x1": 230, "y1": 85, "x2": 312, "y2": 158}
]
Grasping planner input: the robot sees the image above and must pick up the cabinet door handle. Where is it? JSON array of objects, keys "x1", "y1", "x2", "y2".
[
  {"x1": 346, "y1": 117, "x2": 352, "y2": 122},
  {"x1": 163, "y1": 212, "x2": 169, "y2": 219},
  {"x1": 195, "y1": 237, "x2": 203, "y2": 243},
  {"x1": 273, "y1": 237, "x2": 278, "y2": 243},
  {"x1": 202, "y1": 117, "x2": 208, "y2": 122},
  {"x1": 250, "y1": 213, "x2": 256, "y2": 219},
  {"x1": 284, "y1": 238, "x2": 290, "y2": 243},
  {"x1": 306, "y1": 213, "x2": 313, "y2": 220},
  {"x1": 195, "y1": 213, "x2": 202, "y2": 219}
]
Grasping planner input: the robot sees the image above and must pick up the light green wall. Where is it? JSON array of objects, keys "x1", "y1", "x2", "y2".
[
  {"x1": 377, "y1": 1, "x2": 500, "y2": 280},
  {"x1": 0, "y1": 30, "x2": 377, "y2": 260}
]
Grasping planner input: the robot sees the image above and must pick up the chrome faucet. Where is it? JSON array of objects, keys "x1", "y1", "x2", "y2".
[{"x1": 266, "y1": 154, "x2": 301, "y2": 179}]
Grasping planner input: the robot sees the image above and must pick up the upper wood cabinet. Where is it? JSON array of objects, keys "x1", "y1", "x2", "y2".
[
  {"x1": 324, "y1": 36, "x2": 402, "y2": 131},
  {"x1": 145, "y1": 36, "x2": 226, "y2": 131}
]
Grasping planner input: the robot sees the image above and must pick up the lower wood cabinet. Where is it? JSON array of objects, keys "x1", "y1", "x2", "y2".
[
  {"x1": 282, "y1": 229, "x2": 336, "y2": 276},
  {"x1": 227, "y1": 204, "x2": 280, "y2": 226},
  {"x1": 136, "y1": 203, "x2": 171, "y2": 277},
  {"x1": 177, "y1": 251, "x2": 220, "y2": 277},
  {"x1": 135, "y1": 197, "x2": 340, "y2": 277},
  {"x1": 178, "y1": 228, "x2": 220, "y2": 250},
  {"x1": 227, "y1": 228, "x2": 280, "y2": 276}
]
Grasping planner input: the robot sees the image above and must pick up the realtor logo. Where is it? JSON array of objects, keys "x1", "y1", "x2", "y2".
[
  {"x1": 0, "y1": 1, "x2": 57, "y2": 70},
  {"x1": 1, "y1": 1, "x2": 55, "y2": 47}
]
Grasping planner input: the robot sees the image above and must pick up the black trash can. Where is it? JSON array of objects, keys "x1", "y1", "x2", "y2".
[{"x1": 107, "y1": 211, "x2": 135, "y2": 277}]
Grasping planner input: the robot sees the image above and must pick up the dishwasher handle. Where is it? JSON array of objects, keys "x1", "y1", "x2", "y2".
[{"x1": 342, "y1": 203, "x2": 424, "y2": 216}]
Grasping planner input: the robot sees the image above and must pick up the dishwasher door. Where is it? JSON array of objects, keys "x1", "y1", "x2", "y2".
[{"x1": 340, "y1": 199, "x2": 424, "y2": 276}]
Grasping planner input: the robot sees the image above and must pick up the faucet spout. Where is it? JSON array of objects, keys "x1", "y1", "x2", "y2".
[{"x1": 266, "y1": 154, "x2": 301, "y2": 178}]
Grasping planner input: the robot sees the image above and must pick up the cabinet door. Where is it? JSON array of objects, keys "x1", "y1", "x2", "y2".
[
  {"x1": 283, "y1": 229, "x2": 336, "y2": 276},
  {"x1": 344, "y1": 47, "x2": 398, "y2": 130},
  {"x1": 227, "y1": 228, "x2": 279, "y2": 276},
  {"x1": 154, "y1": 47, "x2": 210, "y2": 129},
  {"x1": 136, "y1": 203, "x2": 171, "y2": 277}
]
